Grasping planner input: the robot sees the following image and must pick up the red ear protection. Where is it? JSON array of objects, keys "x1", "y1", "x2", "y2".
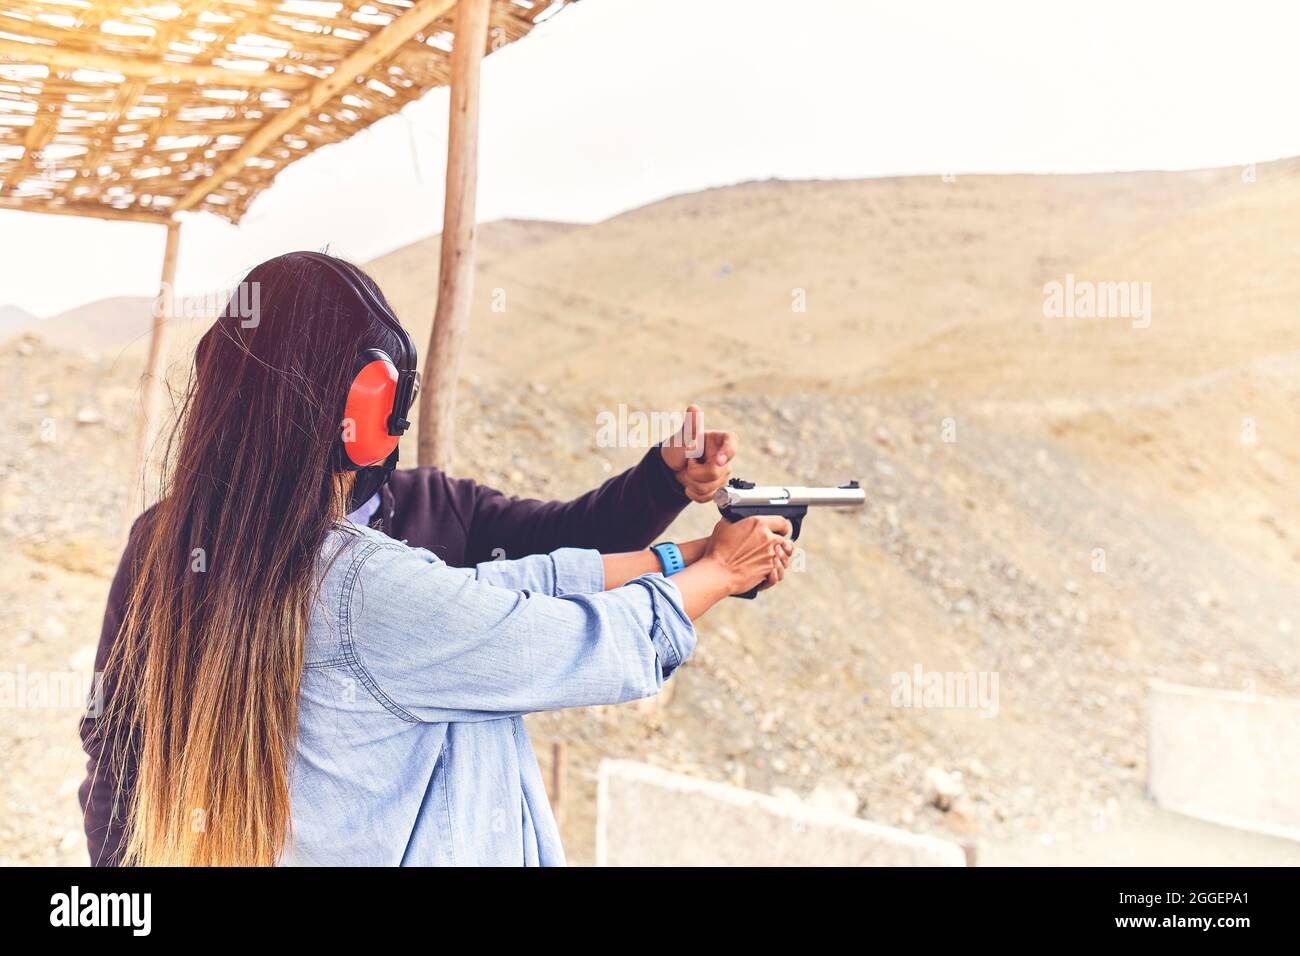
[
  {"x1": 297, "y1": 251, "x2": 417, "y2": 474},
  {"x1": 341, "y1": 349, "x2": 401, "y2": 467}
]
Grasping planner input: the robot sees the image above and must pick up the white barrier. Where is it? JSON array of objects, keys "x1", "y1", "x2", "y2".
[
  {"x1": 596, "y1": 759, "x2": 967, "y2": 866},
  {"x1": 1147, "y1": 679, "x2": 1300, "y2": 841}
]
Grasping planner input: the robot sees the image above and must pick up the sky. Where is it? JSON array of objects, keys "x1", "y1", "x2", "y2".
[{"x1": 4, "y1": 0, "x2": 1300, "y2": 316}]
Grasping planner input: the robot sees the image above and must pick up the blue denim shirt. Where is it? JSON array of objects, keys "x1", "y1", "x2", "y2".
[{"x1": 283, "y1": 521, "x2": 695, "y2": 866}]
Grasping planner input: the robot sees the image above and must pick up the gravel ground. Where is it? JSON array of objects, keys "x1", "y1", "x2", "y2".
[{"x1": 3, "y1": 334, "x2": 1296, "y2": 866}]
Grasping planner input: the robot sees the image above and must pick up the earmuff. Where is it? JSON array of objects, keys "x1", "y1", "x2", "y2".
[
  {"x1": 342, "y1": 348, "x2": 403, "y2": 467},
  {"x1": 296, "y1": 252, "x2": 419, "y2": 469}
]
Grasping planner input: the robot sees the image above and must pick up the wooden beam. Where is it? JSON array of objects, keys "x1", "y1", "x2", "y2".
[
  {"x1": 175, "y1": 0, "x2": 458, "y2": 213},
  {"x1": 0, "y1": 112, "x2": 57, "y2": 196},
  {"x1": 0, "y1": 196, "x2": 175, "y2": 225},
  {"x1": 418, "y1": 0, "x2": 489, "y2": 468},
  {"x1": 79, "y1": 1, "x2": 227, "y2": 201},
  {"x1": 124, "y1": 219, "x2": 181, "y2": 536},
  {"x1": 0, "y1": 39, "x2": 312, "y2": 91}
]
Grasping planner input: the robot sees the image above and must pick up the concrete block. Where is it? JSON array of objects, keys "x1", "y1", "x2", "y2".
[
  {"x1": 596, "y1": 759, "x2": 966, "y2": 866},
  {"x1": 1148, "y1": 679, "x2": 1300, "y2": 841}
]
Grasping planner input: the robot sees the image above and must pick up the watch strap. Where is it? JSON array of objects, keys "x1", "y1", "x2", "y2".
[{"x1": 650, "y1": 541, "x2": 685, "y2": 577}]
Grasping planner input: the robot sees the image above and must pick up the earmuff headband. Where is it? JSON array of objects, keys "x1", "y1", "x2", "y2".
[{"x1": 296, "y1": 251, "x2": 419, "y2": 437}]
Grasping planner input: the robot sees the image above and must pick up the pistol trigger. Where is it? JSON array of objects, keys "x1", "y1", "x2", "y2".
[{"x1": 790, "y1": 515, "x2": 804, "y2": 541}]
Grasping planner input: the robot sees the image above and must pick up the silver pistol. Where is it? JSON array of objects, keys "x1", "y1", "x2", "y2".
[{"x1": 714, "y1": 478, "x2": 866, "y2": 599}]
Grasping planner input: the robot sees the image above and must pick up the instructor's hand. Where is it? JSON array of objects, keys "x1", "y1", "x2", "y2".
[{"x1": 661, "y1": 404, "x2": 739, "y2": 503}]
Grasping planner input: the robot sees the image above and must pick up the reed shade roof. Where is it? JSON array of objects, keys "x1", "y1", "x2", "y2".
[{"x1": 0, "y1": 0, "x2": 564, "y2": 224}]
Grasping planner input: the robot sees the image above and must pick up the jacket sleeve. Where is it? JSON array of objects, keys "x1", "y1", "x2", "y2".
[
  {"x1": 78, "y1": 510, "x2": 153, "y2": 866},
  {"x1": 461, "y1": 446, "x2": 690, "y2": 563},
  {"x1": 348, "y1": 543, "x2": 695, "y2": 723}
]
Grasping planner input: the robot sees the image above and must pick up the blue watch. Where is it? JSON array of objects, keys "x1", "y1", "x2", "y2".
[{"x1": 650, "y1": 542, "x2": 685, "y2": 577}]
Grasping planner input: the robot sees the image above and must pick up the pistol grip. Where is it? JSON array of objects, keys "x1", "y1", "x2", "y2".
[
  {"x1": 718, "y1": 506, "x2": 802, "y2": 599},
  {"x1": 719, "y1": 507, "x2": 804, "y2": 540}
]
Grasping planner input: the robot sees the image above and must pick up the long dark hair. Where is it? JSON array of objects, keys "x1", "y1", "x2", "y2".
[{"x1": 103, "y1": 252, "x2": 403, "y2": 865}]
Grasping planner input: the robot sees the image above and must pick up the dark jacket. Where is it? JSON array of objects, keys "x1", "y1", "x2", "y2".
[{"x1": 79, "y1": 448, "x2": 688, "y2": 865}]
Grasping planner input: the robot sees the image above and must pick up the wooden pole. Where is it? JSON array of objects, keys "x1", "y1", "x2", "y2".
[
  {"x1": 551, "y1": 742, "x2": 567, "y2": 829},
  {"x1": 418, "y1": 0, "x2": 490, "y2": 468},
  {"x1": 124, "y1": 219, "x2": 180, "y2": 536}
]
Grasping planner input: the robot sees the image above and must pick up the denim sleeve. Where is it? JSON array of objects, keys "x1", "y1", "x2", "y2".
[
  {"x1": 464, "y1": 548, "x2": 605, "y2": 596},
  {"x1": 346, "y1": 543, "x2": 695, "y2": 723}
]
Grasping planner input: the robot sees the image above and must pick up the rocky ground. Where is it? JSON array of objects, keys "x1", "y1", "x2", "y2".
[
  {"x1": 4, "y1": 328, "x2": 1297, "y2": 865},
  {"x1": 6, "y1": 166, "x2": 1300, "y2": 866}
]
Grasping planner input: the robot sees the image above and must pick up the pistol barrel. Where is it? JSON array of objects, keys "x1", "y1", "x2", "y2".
[{"x1": 714, "y1": 480, "x2": 865, "y2": 510}]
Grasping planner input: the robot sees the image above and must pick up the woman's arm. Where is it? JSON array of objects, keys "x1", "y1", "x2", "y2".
[
  {"x1": 600, "y1": 520, "x2": 790, "y2": 624},
  {"x1": 600, "y1": 539, "x2": 708, "y2": 589},
  {"x1": 350, "y1": 545, "x2": 696, "y2": 720},
  {"x1": 599, "y1": 536, "x2": 773, "y2": 619},
  {"x1": 492, "y1": 524, "x2": 788, "y2": 620},
  {"x1": 346, "y1": 517, "x2": 792, "y2": 722},
  {"x1": 463, "y1": 538, "x2": 711, "y2": 596},
  {"x1": 475, "y1": 521, "x2": 792, "y2": 621}
]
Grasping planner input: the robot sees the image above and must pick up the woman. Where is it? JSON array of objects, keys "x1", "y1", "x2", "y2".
[{"x1": 91, "y1": 251, "x2": 792, "y2": 866}]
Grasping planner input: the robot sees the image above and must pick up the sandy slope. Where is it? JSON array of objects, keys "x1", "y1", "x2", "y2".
[{"x1": 3, "y1": 162, "x2": 1299, "y2": 865}]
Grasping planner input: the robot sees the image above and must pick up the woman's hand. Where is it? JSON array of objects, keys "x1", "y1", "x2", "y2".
[{"x1": 704, "y1": 515, "x2": 795, "y2": 596}]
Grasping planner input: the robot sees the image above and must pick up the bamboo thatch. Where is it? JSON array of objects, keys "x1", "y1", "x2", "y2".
[{"x1": 0, "y1": 0, "x2": 565, "y2": 224}]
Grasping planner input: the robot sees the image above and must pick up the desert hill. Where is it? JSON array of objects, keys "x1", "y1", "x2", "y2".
[
  {"x1": 0, "y1": 304, "x2": 38, "y2": 337},
  {"x1": 3, "y1": 162, "x2": 1300, "y2": 865},
  {"x1": 16, "y1": 295, "x2": 156, "y2": 354},
  {"x1": 6, "y1": 219, "x2": 578, "y2": 362}
]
